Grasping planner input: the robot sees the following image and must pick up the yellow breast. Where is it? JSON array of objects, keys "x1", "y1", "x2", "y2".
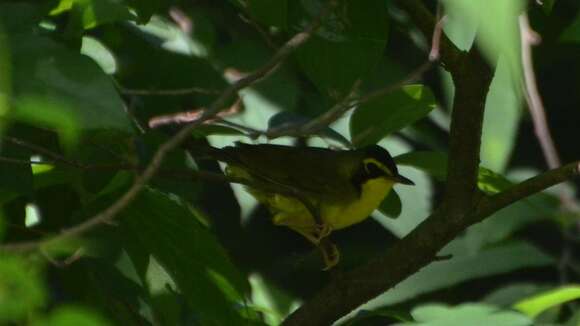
[{"x1": 321, "y1": 178, "x2": 395, "y2": 230}]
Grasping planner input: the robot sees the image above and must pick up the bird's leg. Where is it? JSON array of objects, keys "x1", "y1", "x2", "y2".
[{"x1": 319, "y1": 238, "x2": 340, "y2": 270}]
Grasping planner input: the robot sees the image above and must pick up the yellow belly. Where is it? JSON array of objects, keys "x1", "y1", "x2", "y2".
[
  {"x1": 253, "y1": 178, "x2": 395, "y2": 233},
  {"x1": 225, "y1": 165, "x2": 395, "y2": 237},
  {"x1": 321, "y1": 178, "x2": 394, "y2": 229}
]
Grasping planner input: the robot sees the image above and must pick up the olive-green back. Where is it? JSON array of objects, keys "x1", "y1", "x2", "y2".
[{"x1": 221, "y1": 144, "x2": 364, "y2": 201}]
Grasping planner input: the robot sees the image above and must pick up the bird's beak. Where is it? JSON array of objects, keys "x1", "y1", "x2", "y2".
[{"x1": 392, "y1": 174, "x2": 414, "y2": 185}]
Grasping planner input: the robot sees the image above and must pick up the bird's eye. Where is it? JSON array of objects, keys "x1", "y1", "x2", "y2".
[{"x1": 364, "y1": 162, "x2": 384, "y2": 178}]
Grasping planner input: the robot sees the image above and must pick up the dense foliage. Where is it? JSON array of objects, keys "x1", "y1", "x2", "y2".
[{"x1": 1, "y1": 0, "x2": 580, "y2": 325}]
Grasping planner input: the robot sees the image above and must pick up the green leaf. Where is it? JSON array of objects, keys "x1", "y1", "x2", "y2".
[
  {"x1": 378, "y1": 190, "x2": 401, "y2": 219},
  {"x1": 480, "y1": 59, "x2": 522, "y2": 172},
  {"x1": 350, "y1": 85, "x2": 436, "y2": 147},
  {"x1": 359, "y1": 241, "x2": 552, "y2": 308},
  {"x1": 52, "y1": 0, "x2": 136, "y2": 30},
  {"x1": 394, "y1": 151, "x2": 514, "y2": 194},
  {"x1": 11, "y1": 97, "x2": 80, "y2": 151},
  {"x1": 514, "y1": 286, "x2": 580, "y2": 318},
  {"x1": 394, "y1": 151, "x2": 447, "y2": 181},
  {"x1": 0, "y1": 256, "x2": 46, "y2": 322},
  {"x1": 442, "y1": 0, "x2": 524, "y2": 82},
  {"x1": 291, "y1": 0, "x2": 389, "y2": 94},
  {"x1": 81, "y1": 36, "x2": 117, "y2": 74},
  {"x1": 10, "y1": 34, "x2": 133, "y2": 137},
  {"x1": 119, "y1": 188, "x2": 249, "y2": 325},
  {"x1": 405, "y1": 303, "x2": 532, "y2": 326},
  {"x1": 477, "y1": 167, "x2": 514, "y2": 195},
  {"x1": 561, "y1": 12, "x2": 580, "y2": 43},
  {"x1": 35, "y1": 306, "x2": 111, "y2": 326},
  {"x1": 247, "y1": 0, "x2": 288, "y2": 28}
]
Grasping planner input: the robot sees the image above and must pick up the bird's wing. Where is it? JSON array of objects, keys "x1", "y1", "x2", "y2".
[{"x1": 224, "y1": 144, "x2": 361, "y2": 201}]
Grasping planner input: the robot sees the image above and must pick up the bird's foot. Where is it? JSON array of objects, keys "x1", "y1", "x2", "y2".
[{"x1": 319, "y1": 239, "x2": 340, "y2": 270}]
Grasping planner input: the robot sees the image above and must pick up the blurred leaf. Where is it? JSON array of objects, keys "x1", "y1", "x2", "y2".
[
  {"x1": 0, "y1": 2, "x2": 50, "y2": 32},
  {"x1": 350, "y1": 85, "x2": 436, "y2": 147},
  {"x1": 359, "y1": 241, "x2": 552, "y2": 308},
  {"x1": 394, "y1": 151, "x2": 447, "y2": 181},
  {"x1": 35, "y1": 306, "x2": 111, "y2": 326},
  {"x1": 480, "y1": 59, "x2": 522, "y2": 172},
  {"x1": 394, "y1": 151, "x2": 514, "y2": 194},
  {"x1": 0, "y1": 256, "x2": 46, "y2": 323},
  {"x1": 247, "y1": 0, "x2": 288, "y2": 28},
  {"x1": 344, "y1": 308, "x2": 411, "y2": 325},
  {"x1": 125, "y1": 0, "x2": 167, "y2": 23},
  {"x1": 81, "y1": 36, "x2": 117, "y2": 74},
  {"x1": 378, "y1": 190, "x2": 402, "y2": 219},
  {"x1": 402, "y1": 303, "x2": 531, "y2": 326},
  {"x1": 52, "y1": 0, "x2": 136, "y2": 29},
  {"x1": 119, "y1": 188, "x2": 249, "y2": 325},
  {"x1": 0, "y1": 210, "x2": 4, "y2": 241},
  {"x1": 268, "y1": 111, "x2": 352, "y2": 147},
  {"x1": 541, "y1": 0, "x2": 555, "y2": 15},
  {"x1": 0, "y1": 140, "x2": 33, "y2": 196},
  {"x1": 11, "y1": 97, "x2": 80, "y2": 150},
  {"x1": 10, "y1": 34, "x2": 132, "y2": 137},
  {"x1": 484, "y1": 283, "x2": 547, "y2": 307},
  {"x1": 442, "y1": 0, "x2": 524, "y2": 81},
  {"x1": 477, "y1": 167, "x2": 514, "y2": 194},
  {"x1": 514, "y1": 286, "x2": 580, "y2": 318},
  {"x1": 561, "y1": 12, "x2": 580, "y2": 43},
  {"x1": 291, "y1": 0, "x2": 389, "y2": 94},
  {"x1": 134, "y1": 15, "x2": 214, "y2": 58}
]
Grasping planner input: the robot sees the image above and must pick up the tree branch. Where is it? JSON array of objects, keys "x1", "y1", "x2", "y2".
[{"x1": 475, "y1": 161, "x2": 580, "y2": 218}]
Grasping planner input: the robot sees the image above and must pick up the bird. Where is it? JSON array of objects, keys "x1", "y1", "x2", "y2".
[{"x1": 198, "y1": 142, "x2": 414, "y2": 268}]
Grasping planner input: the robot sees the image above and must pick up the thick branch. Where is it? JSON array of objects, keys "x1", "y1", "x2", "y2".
[
  {"x1": 443, "y1": 49, "x2": 493, "y2": 216},
  {"x1": 284, "y1": 2, "x2": 494, "y2": 325}
]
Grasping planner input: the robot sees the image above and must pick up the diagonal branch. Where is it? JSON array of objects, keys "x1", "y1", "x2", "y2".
[{"x1": 0, "y1": 1, "x2": 336, "y2": 253}]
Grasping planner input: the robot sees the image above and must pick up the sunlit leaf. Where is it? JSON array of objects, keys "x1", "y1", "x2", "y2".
[
  {"x1": 404, "y1": 303, "x2": 532, "y2": 326},
  {"x1": 514, "y1": 286, "x2": 580, "y2": 318},
  {"x1": 442, "y1": 0, "x2": 524, "y2": 81},
  {"x1": 35, "y1": 306, "x2": 111, "y2": 326}
]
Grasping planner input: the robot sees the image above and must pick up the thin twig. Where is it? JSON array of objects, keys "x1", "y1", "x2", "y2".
[
  {"x1": 267, "y1": 62, "x2": 431, "y2": 139},
  {"x1": 429, "y1": 3, "x2": 446, "y2": 61},
  {"x1": 2, "y1": 136, "x2": 82, "y2": 168},
  {"x1": 118, "y1": 86, "x2": 222, "y2": 96},
  {"x1": 519, "y1": 14, "x2": 559, "y2": 169},
  {"x1": 0, "y1": 1, "x2": 336, "y2": 253}
]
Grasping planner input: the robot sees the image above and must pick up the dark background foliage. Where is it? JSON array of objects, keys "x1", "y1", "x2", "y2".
[{"x1": 1, "y1": 0, "x2": 580, "y2": 325}]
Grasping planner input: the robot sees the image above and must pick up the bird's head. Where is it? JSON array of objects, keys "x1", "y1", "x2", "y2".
[{"x1": 359, "y1": 145, "x2": 415, "y2": 185}]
